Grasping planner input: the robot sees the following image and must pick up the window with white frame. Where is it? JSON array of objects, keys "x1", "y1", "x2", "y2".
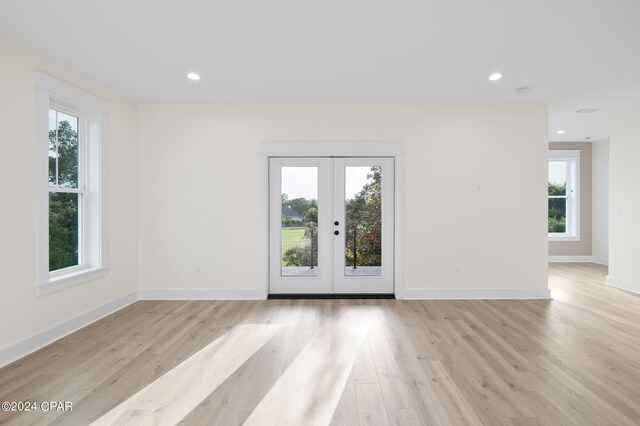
[
  {"x1": 548, "y1": 150, "x2": 580, "y2": 241},
  {"x1": 36, "y1": 73, "x2": 108, "y2": 295},
  {"x1": 48, "y1": 107, "x2": 83, "y2": 272}
]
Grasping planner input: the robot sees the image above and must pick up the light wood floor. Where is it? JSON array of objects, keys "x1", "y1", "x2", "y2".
[{"x1": 1, "y1": 263, "x2": 639, "y2": 425}]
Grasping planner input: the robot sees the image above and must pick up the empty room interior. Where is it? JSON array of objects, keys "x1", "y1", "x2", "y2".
[{"x1": 1, "y1": 1, "x2": 640, "y2": 424}]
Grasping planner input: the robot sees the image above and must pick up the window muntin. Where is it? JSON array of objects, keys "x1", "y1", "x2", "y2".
[{"x1": 548, "y1": 151, "x2": 580, "y2": 240}]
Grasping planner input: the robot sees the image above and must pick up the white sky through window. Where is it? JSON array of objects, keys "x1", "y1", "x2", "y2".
[
  {"x1": 48, "y1": 109, "x2": 78, "y2": 132},
  {"x1": 345, "y1": 167, "x2": 373, "y2": 200},
  {"x1": 282, "y1": 167, "x2": 317, "y2": 200},
  {"x1": 281, "y1": 166, "x2": 375, "y2": 200},
  {"x1": 549, "y1": 161, "x2": 566, "y2": 185}
]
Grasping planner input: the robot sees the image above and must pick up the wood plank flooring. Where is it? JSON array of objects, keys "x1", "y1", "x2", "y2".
[{"x1": 0, "y1": 263, "x2": 639, "y2": 425}]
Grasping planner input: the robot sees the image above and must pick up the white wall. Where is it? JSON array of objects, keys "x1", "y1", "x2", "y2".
[
  {"x1": 0, "y1": 37, "x2": 139, "y2": 350},
  {"x1": 608, "y1": 111, "x2": 640, "y2": 293},
  {"x1": 0, "y1": 36, "x2": 551, "y2": 359},
  {"x1": 591, "y1": 140, "x2": 609, "y2": 265},
  {"x1": 137, "y1": 105, "x2": 549, "y2": 295}
]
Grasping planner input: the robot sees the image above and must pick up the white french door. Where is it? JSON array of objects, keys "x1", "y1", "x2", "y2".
[
  {"x1": 269, "y1": 158, "x2": 333, "y2": 294},
  {"x1": 269, "y1": 157, "x2": 394, "y2": 294}
]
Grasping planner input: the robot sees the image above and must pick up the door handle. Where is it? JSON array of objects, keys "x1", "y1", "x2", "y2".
[{"x1": 334, "y1": 230, "x2": 340, "y2": 235}]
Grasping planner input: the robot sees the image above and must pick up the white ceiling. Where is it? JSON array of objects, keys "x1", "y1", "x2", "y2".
[{"x1": 2, "y1": 0, "x2": 639, "y2": 141}]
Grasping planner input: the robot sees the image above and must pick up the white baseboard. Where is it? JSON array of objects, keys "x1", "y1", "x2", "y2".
[
  {"x1": 140, "y1": 287, "x2": 550, "y2": 301},
  {"x1": 138, "y1": 288, "x2": 263, "y2": 300},
  {"x1": 548, "y1": 255, "x2": 609, "y2": 266},
  {"x1": 0, "y1": 291, "x2": 138, "y2": 369},
  {"x1": 549, "y1": 255, "x2": 594, "y2": 263},
  {"x1": 401, "y1": 287, "x2": 551, "y2": 300},
  {"x1": 606, "y1": 275, "x2": 640, "y2": 295},
  {"x1": 592, "y1": 256, "x2": 609, "y2": 266}
]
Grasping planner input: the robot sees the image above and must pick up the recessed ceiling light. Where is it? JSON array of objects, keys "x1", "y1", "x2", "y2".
[
  {"x1": 489, "y1": 73, "x2": 503, "y2": 81},
  {"x1": 187, "y1": 72, "x2": 200, "y2": 81},
  {"x1": 585, "y1": 136, "x2": 592, "y2": 140},
  {"x1": 556, "y1": 130, "x2": 565, "y2": 134},
  {"x1": 516, "y1": 86, "x2": 530, "y2": 94},
  {"x1": 576, "y1": 108, "x2": 599, "y2": 114}
]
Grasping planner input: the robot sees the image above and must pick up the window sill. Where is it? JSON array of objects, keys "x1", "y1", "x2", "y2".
[
  {"x1": 37, "y1": 267, "x2": 108, "y2": 296},
  {"x1": 548, "y1": 235, "x2": 581, "y2": 242}
]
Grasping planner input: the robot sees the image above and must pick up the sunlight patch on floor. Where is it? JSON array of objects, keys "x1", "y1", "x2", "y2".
[
  {"x1": 550, "y1": 287, "x2": 571, "y2": 301},
  {"x1": 243, "y1": 319, "x2": 370, "y2": 425},
  {"x1": 91, "y1": 324, "x2": 280, "y2": 426}
]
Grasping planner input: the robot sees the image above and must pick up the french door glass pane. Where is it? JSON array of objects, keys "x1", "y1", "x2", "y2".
[
  {"x1": 281, "y1": 167, "x2": 319, "y2": 276},
  {"x1": 548, "y1": 197, "x2": 567, "y2": 233},
  {"x1": 548, "y1": 161, "x2": 566, "y2": 196},
  {"x1": 49, "y1": 192, "x2": 80, "y2": 271},
  {"x1": 345, "y1": 166, "x2": 382, "y2": 276},
  {"x1": 48, "y1": 109, "x2": 79, "y2": 188}
]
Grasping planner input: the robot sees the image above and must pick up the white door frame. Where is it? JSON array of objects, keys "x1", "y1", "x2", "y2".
[{"x1": 259, "y1": 142, "x2": 404, "y2": 299}]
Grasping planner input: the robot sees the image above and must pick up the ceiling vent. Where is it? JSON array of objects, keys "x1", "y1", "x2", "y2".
[{"x1": 576, "y1": 108, "x2": 599, "y2": 113}]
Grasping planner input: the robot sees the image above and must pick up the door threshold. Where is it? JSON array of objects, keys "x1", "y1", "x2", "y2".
[{"x1": 268, "y1": 293, "x2": 395, "y2": 300}]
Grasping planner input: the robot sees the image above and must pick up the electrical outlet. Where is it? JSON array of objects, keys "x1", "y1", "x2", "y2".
[
  {"x1": 455, "y1": 265, "x2": 462, "y2": 274},
  {"x1": 196, "y1": 265, "x2": 202, "y2": 274}
]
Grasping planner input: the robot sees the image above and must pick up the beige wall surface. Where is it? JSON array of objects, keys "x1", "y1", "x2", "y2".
[
  {"x1": 0, "y1": 37, "x2": 139, "y2": 349},
  {"x1": 548, "y1": 142, "x2": 592, "y2": 256},
  {"x1": 591, "y1": 141, "x2": 609, "y2": 264},
  {"x1": 137, "y1": 104, "x2": 549, "y2": 293},
  {"x1": 609, "y1": 110, "x2": 640, "y2": 290}
]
